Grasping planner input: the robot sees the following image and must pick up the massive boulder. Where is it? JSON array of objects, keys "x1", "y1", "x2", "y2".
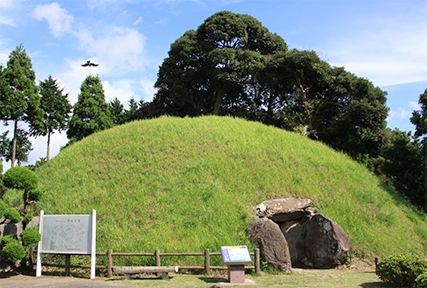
[
  {"x1": 255, "y1": 198, "x2": 313, "y2": 222},
  {"x1": 245, "y1": 218, "x2": 292, "y2": 273},
  {"x1": 303, "y1": 214, "x2": 353, "y2": 268}
]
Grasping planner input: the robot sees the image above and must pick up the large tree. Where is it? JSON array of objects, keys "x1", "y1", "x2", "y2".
[
  {"x1": 411, "y1": 88, "x2": 427, "y2": 157},
  {"x1": 67, "y1": 75, "x2": 113, "y2": 144},
  {"x1": 30, "y1": 75, "x2": 72, "y2": 160},
  {"x1": 0, "y1": 45, "x2": 42, "y2": 167},
  {"x1": 151, "y1": 11, "x2": 287, "y2": 117}
]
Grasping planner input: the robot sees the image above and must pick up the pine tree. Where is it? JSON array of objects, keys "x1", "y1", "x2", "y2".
[
  {"x1": 0, "y1": 44, "x2": 42, "y2": 167},
  {"x1": 30, "y1": 76, "x2": 72, "y2": 160},
  {"x1": 67, "y1": 75, "x2": 113, "y2": 144}
]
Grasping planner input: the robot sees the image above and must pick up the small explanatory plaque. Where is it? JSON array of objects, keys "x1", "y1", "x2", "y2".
[
  {"x1": 40, "y1": 215, "x2": 92, "y2": 254},
  {"x1": 221, "y1": 245, "x2": 252, "y2": 265}
]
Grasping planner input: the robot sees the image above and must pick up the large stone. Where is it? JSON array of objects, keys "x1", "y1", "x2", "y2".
[
  {"x1": 280, "y1": 220, "x2": 306, "y2": 267},
  {"x1": 245, "y1": 218, "x2": 292, "y2": 273},
  {"x1": 255, "y1": 198, "x2": 313, "y2": 222},
  {"x1": 303, "y1": 214, "x2": 352, "y2": 268}
]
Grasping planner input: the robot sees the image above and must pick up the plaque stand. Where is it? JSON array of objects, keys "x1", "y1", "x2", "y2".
[{"x1": 227, "y1": 264, "x2": 245, "y2": 283}]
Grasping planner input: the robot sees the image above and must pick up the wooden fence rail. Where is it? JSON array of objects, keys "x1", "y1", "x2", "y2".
[{"x1": 30, "y1": 247, "x2": 261, "y2": 278}]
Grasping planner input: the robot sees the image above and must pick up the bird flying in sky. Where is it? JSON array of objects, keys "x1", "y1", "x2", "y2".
[{"x1": 81, "y1": 60, "x2": 98, "y2": 67}]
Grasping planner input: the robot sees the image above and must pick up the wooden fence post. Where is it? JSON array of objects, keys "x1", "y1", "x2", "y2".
[
  {"x1": 107, "y1": 249, "x2": 113, "y2": 278},
  {"x1": 255, "y1": 248, "x2": 261, "y2": 274},
  {"x1": 155, "y1": 249, "x2": 161, "y2": 266},
  {"x1": 204, "y1": 249, "x2": 210, "y2": 275},
  {"x1": 65, "y1": 254, "x2": 70, "y2": 276}
]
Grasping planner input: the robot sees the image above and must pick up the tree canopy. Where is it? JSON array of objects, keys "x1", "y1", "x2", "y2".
[
  {"x1": 151, "y1": 11, "x2": 388, "y2": 159},
  {"x1": 31, "y1": 75, "x2": 72, "y2": 160},
  {"x1": 67, "y1": 75, "x2": 113, "y2": 144},
  {"x1": 0, "y1": 44, "x2": 42, "y2": 167},
  {"x1": 152, "y1": 11, "x2": 287, "y2": 117}
]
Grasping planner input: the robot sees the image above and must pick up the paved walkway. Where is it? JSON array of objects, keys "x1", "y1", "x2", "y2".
[{"x1": 1, "y1": 275, "x2": 136, "y2": 288}]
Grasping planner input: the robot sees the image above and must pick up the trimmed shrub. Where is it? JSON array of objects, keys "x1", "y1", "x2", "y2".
[
  {"x1": 3, "y1": 242, "x2": 26, "y2": 264},
  {"x1": 1, "y1": 234, "x2": 18, "y2": 246},
  {"x1": 29, "y1": 187, "x2": 44, "y2": 202},
  {"x1": 416, "y1": 271, "x2": 427, "y2": 288},
  {"x1": 376, "y1": 254, "x2": 427, "y2": 287},
  {"x1": 20, "y1": 227, "x2": 41, "y2": 247},
  {"x1": 3, "y1": 166, "x2": 38, "y2": 192},
  {"x1": 4, "y1": 207, "x2": 21, "y2": 224}
]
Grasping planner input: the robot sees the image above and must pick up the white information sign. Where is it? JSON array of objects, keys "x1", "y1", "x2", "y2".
[{"x1": 36, "y1": 210, "x2": 96, "y2": 279}]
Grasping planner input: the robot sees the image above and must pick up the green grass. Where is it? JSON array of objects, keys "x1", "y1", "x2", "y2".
[
  {"x1": 116, "y1": 270, "x2": 389, "y2": 288},
  {"x1": 20, "y1": 116, "x2": 426, "y2": 266}
]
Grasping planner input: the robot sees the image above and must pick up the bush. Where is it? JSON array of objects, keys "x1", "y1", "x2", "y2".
[
  {"x1": 20, "y1": 227, "x2": 41, "y2": 247},
  {"x1": 417, "y1": 271, "x2": 427, "y2": 288},
  {"x1": 29, "y1": 188, "x2": 43, "y2": 202},
  {"x1": 0, "y1": 199, "x2": 6, "y2": 217},
  {"x1": 3, "y1": 207, "x2": 21, "y2": 223},
  {"x1": 1, "y1": 234, "x2": 18, "y2": 246},
  {"x1": 22, "y1": 212, "x2": 33, "y2": 228},
  {"x1": 376, "y1": 254, "x2": 427, "y2": 287},
  {"x1": 3, "y1": 166, "x2": 38, "y2": 192},
  {"x1": 3, "y1": 242, "x2": 26, "y2": 264}
]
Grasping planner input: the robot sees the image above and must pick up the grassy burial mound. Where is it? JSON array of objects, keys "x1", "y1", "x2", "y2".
[{"x1": 34, "y1": 116, "x2": 427, "y2": 265}]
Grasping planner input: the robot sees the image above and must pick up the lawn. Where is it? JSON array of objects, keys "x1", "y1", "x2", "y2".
[{"x1": 115, "y1": 269, "x2": 391, "y2": 288}]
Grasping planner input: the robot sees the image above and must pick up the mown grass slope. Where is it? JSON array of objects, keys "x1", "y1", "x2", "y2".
[{"x1": 33, "y1": 116, "x2": 426, "y2": 265}]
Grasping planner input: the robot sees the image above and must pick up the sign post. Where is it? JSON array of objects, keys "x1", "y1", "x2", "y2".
[
  {"x1": 36, "y1": 210, "x2": 96, "y2": 279},
  {"x1": 220, "y1": 245, "x2": 253, "y2": 283}
]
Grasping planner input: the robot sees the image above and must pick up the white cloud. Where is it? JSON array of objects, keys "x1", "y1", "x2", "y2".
[
  {"x1": 328, "y1": 8, "x2": 427, "y2": 87},
  {"x1": 31, "y1": 2, "x2": 74, "y2": 37},
  {"x1": 140, "y1": 78, "x2": 157, "y2": 101},
  {"x1": 0, "y1": 0, "x2": 15, "y2": 26},
  {"x1": 84, "y1": 27, "x2": 147, "y2": 73},
  {"x1": 103, "y1": 79, "x2": 137, "y2": 104},
  {"x1": 133, "y1": 16, "x2": 143, "y2": 26},
  {"x1": 409, "y1": 101, "x2": 421, "y2": 111},
  {"x1": 387, "y1": 107, "x2": 412, "y2": 121}
]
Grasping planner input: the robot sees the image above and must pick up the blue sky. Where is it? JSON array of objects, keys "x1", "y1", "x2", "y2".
[{"x1": 0, "y1": 0, "x2": 426, "y2": 170}]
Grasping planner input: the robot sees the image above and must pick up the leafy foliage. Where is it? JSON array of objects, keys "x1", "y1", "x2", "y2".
[
  {"x1": 380, "y1": 129, "x2": 426, "y2": 211},
  {"x1": 411, "y1": 88, "x2": 427, "y2": 156},
  {"x1": 3, "y1": 242, "x2": 26, "y2": 264},
  {"x1": 20, "y1": 227, "x2": 41, "y2": 247},
  {"x1": 376, "y1": 254, "x2": 427, "y2": 287},
  {"x1": 0, "y1": 44, "x2": 42, "y2": 167},
  {"x1": 67, "y1": 75, "x2": 113, "y2": 144},
  {"x1": 0, "y1": 234, "x2": 18, "y2": 247},
  {"x1": 3, "y1": 166, "x2": 39, "y2": 209},
  {"x1": 3, "y1": 128, "x2": 33, "y2": 165},
  {"x1": 3, "y1": 207, "x2": 21, "y2": 223},
  {"x1": 3, "y1": 166, "x2": 38, "y2": 192},
  {"x1": 31, "y1": 75, "x2": 72, "y2": 160},
  {"x1": 416, "y1": 271, "x2": 427, "y2": 288}
]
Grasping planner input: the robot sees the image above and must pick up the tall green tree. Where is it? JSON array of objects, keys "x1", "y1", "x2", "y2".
[
  {"x1": 411, "y1": 88, "x2": 427, "y2": 157},
  {"x1": 5, "y1": 128, "x2": 33, "y2": 166},
  {"x1": 67, "y1": 75, "x2": 113, "y2": 144},
  {"x1": 380, "y1": 129, "x2": 426, "y2": 211},
  {"x1": 0, "y1": 45, "x2": 42, "y2": 167},
  {"x1": 30, "y1": 76, "x2": 72, "y2": 160},
  {"x1": 109, "y1": 97, "x2": 125, "y2": 126},
  {"x1": 152, "y1": 11, "x2": 287, "y2": 117}
]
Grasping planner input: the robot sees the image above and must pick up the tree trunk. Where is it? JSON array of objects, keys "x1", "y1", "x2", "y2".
[
  {"x1": 11, "y1": 119, "x2": 18, "y2": 167},
  {"x1": 214, "y1": 89, "x2": 224, "y2": 115},
  {"x1": 47, "y1": 131, "x2": 51, "y2": 161}
]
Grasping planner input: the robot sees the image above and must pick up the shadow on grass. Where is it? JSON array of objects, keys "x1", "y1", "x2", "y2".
[
  {"x1": 360, "y1": 281, "x2": 396, "y2": 287},
  {"x1": 198, "y1": 276, "x2": 227, "y2": 284}
]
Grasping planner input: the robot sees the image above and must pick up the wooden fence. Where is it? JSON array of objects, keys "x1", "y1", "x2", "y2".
[{"x1": 30, "y1": 247, "x2": 261, "y2": 277}]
